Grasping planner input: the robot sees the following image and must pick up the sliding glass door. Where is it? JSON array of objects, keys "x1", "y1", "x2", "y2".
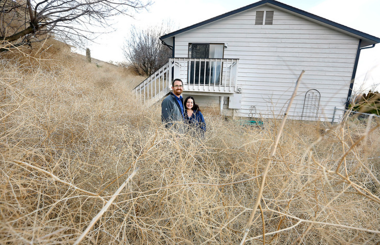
[{"x1": 189, "y1": 44, "x2": 224, "y2": 85}]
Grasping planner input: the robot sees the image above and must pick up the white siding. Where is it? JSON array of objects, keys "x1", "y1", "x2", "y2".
[
  {"x1": 181, "y1": 94, "x2": 220, "y2": 108},
  {"x1": 174, "y1": 6, "x2": 358, "y2": 121}
]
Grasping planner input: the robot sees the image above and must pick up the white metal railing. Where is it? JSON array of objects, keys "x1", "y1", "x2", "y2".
[
  {"x1": 133, "y1": 62, "x2": 171, "y2": 104},
  {"x1": 174, "y1": 58, "x2": 238, "y2": 93},
  {"x1": 133, "y1": 58, "x2": 239, "y2": 104}
]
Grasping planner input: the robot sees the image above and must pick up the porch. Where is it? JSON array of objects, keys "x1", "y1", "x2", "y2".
[{"x1": 133, "y1": 58, "x2": 239, "y2": 105}]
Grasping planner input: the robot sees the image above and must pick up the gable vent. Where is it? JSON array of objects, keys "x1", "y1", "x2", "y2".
[
  {"x1": 255, "y1": 11, "x2": 274, "y2": 25},
  {"x1": 255, "y1": 11, "x2": 264, "y2": 25},
  {"x1": 265, "y1": 11, "x2": 274, "y2": 25}
]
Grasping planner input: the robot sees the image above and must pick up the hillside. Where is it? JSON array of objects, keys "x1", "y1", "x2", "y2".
[{"x1": 1, "y1": 40, "x2": 380, "y2": 244}]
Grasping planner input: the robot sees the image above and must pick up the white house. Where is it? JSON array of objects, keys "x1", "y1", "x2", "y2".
[{"x1": 133, "y1": 0, "x2": 380, "y2": 121}]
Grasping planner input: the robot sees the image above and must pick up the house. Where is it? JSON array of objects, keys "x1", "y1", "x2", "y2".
[{"x1": 133, "y1": 0, "x2": 380, "y2": 121}]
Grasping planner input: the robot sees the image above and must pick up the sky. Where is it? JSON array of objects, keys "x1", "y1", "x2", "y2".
[{"x1": 80, "y1": 0, "x2": 380, "y2": 92}]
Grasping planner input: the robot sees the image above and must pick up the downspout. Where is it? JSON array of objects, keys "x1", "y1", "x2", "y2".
[
  {"x1": 171, "y1": 37, "x2": 175, "y2": 79},
  {"x1": 345, "y1": 41, "x2": 377, "y2": 109},
  {"x1": 172, "y1": 37, "x2": 175, "y2": 58},
  {"x1": 345, "y1": 40, "x2": 361, "y2": 109}
]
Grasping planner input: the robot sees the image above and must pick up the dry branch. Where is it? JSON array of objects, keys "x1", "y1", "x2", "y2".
[
  {"x1": 74, "y1": 169, "x2": 138, "y2": 245},
  {"x1": 241, "y1": 70, "x2": 305, "y2": 245},
  {"x1": 13, "y1": 160, "x2": 103, "y2": 199}
]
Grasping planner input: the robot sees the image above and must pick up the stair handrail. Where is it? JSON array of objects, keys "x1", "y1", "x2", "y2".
[{"x1": 132, "y1": 62, "x2": 170, "y2": 91}]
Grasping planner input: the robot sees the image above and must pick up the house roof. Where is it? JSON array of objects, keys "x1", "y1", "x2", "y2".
[{"x1": 160, "y1": 0, "x2": 380, "y2": 47}]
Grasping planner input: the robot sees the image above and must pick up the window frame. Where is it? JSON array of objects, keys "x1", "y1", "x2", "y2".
[
  {"x1": 187, "y1": 43, "x2": 225, "y2": 85},
  {"x1": 265, "y1": 11, "x2": 274, "y2": 25},
  {"x1": 255, "y1": 10, "x2": 274, "y2": 25},
  {"x1": 188, "y1": 43, "x2": 225, "y2": 59}
]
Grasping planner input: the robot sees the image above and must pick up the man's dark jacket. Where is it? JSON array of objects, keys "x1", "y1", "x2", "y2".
[{"x1": 161, "y1": 92, "x2": 184, "y2": 129}]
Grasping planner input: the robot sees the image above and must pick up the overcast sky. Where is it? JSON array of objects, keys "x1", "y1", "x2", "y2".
[{"x1": 80, "y1": 0, "x2": 380, "y2": 92}]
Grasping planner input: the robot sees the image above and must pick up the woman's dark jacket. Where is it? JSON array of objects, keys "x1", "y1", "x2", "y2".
[{"x1": 184, "y1": 110, "x2": 206, "y2": 133}]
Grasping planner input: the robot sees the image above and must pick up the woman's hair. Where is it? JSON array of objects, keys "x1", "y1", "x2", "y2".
[{"x1": 184, "y1": 96, "x2": 201, "y2": 112}]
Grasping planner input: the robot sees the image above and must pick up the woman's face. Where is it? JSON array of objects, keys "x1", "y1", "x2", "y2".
[{"x1": 186, "y1": 99, "x2": 194, "y2": 110}]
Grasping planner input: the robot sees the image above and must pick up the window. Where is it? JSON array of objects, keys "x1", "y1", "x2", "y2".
[
  {"x1": 255, "y1": 11, "x2": 274, "y2": 25},
  {"x1": 265, "y1": 11, "x2": 274, "y2": 25},
  {"x1": 255, "y1": 11, "x2": 264, "y2": 25},
  {"x1": 188, "y1": 44, "x2": 224, "y2": 59}
]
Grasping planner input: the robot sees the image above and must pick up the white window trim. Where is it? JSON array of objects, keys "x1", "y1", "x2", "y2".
[{"x1": 263, "y1": 11, "x2": 267, "y2": 25}]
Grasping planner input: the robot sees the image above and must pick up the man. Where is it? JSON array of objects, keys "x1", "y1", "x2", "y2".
[{"x1": 161, "y1": 79, "x2": 184, "y2": 130}]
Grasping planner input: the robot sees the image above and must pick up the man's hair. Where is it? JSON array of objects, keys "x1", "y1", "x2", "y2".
[{"x1": 172, "y1": 78, "x2": 183, "y2": 87}]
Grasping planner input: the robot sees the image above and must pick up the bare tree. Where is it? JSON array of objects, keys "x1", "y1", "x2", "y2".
[
  {"x1": 0, "y1": 0, "x2": 151, "y2": 52},
  {"x1": 123, "y1": 24, "x2": 172, "y2": 76}
]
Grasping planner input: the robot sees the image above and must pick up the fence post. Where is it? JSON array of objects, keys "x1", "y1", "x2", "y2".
[
  {"x1": 331, "y1": 106, "x2": 337, "y2": 124},
  {"x1": 155, "y1": 75, "x2": 157, "y2": 99},
  {"x1": 143, "y1": 81, "x2": 146, "y2": 104}
]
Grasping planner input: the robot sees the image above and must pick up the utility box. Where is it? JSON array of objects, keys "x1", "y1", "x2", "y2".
[{"x1": 229, "y1": 94, "x2": 242, "y2": 109}]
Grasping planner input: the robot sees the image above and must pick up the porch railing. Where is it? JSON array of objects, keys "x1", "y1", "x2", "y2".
[
  {"x1": 133, "y1": 58, "x2": 239, "y2": 104},
  {"x1": 173, "y1": 58, "x2": 238, "y2": 93}
]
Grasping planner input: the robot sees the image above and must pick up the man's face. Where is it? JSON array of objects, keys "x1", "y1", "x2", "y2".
[{"x1": 172, "y1": 80, "x2": 183, "y2": 96}]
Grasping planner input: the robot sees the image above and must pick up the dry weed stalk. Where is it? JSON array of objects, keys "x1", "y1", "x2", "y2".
[
  {"x1": 12, "y1": 160, "x2": 102, "y2": 199},
  {"x1": 1, "y1": 51, "x2": 380, "y2": 244},
  {"x1": 74, "y1": 169, "x2": 138, "y2": 244},
  {"x1": 241, "y1": 70, "x2": 304, "y2": 244}
]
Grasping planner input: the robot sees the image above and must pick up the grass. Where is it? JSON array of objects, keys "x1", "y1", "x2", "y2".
[{"x1": 0, "y1": 41, "x2": 380, "y2": 244}]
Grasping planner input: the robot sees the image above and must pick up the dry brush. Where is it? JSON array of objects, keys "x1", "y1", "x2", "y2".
[{"x1": 1, "y1": 49, "x2": 380, "y2": 244}]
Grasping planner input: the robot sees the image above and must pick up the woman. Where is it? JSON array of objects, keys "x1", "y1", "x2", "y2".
[{"x1": 183, "y1": 96, "x2": 206, "y2": 136}]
